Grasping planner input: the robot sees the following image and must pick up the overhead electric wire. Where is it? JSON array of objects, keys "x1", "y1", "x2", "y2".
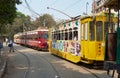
[
  {"x1": 20, "y1": 4, "x2": 37, "y2": 17},
  {"x1": 63, "y1": 0, "x2": 90, "y2": 17},
  {"x1": 63, "y1": 0, "x2": 83, "y2": 11},
  {"x1": 24, "y1": 0, "x2": 40, "y2": 16}
]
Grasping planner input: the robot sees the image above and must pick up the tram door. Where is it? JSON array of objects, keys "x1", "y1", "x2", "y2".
[
  {"x1": 81, "y1": 20, "x2": 99, "y2": 60},
  {"x1": 81, "y1": 22, "x2": 89, "y2": 59}
]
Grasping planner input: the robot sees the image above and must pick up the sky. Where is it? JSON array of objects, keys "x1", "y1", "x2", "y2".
[{"x1": 16, "y1": 0, "x2": 93, "y2": 21}]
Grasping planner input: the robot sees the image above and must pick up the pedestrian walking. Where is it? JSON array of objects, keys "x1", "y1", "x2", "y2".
[
  {"x1": 0, "y1": 42, "x2": 3, "y2": 55},
  {"x1": 8, "y1": 40, "x2": 14, "y2": 52}
]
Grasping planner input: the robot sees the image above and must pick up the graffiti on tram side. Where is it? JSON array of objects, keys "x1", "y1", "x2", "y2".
[
  {"x1": 70, "y1": 41, "x2": 81, "y2": 56},
  {"x1": 52, "y1": 39, "x2": 56, "y2": 48},
  {"x1": 64, "y1": 41, "x2": 68, "y2": 52},
  {"x1": 51, "y1": 40, "x2": 81, "y2": 56},
  {"x1": 58, "y1": 41, "x2": 64, "y2": 51}
]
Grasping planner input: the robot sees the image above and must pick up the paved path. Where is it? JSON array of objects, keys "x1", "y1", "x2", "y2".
[{"x1": 0, "y1": 43, "x2": 8, "y2": 78}]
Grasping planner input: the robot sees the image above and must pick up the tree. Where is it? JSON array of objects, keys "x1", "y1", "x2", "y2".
[
  {"x1": 33, "y1": 14, "x2": 56, "y2": 28},
  {"x1": 8, "y1": 12, "x2": 32, "y2": 37},
  {"x1": 0, "y1": 0, "x2": 21, "y2": 40},
  {"x1": 0, "y1": 0, "x2": 21, "y2": 24}
]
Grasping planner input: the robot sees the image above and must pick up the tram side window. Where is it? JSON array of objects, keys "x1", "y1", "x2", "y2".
[
  {"x1": 73, "y1": 31, "x2": 78, "y2": 40},
  {"x1": 53, "y1": 33, "x2": 55, "y2": 39},
  {"x1": 58, "y1": 32, "x2": 60, "y2": 40},
  {"x1": 56, "y1": 32, "x2": 59, "y2": 40},
  {"x1": 65, "y1": 32, "x2": 68, "y2": 40},
  {"x1": 104, "y1": 22, "x2": 116, "y2": 39},
  {"x1": 61, "y1": 33, "x2": 64, "y2": 40},
  {"x1": 54, "y1": 33, "x2": 56, "y2": 40},
  {"x1": 55, "y1": 32, "x2": 57, "y2": 40},
  {"x1": 38, "y1": 34, "x2": 41, "y2": 39},
  {"x1": 104, "y1": 22, "x2": 109, "y2": 37},
  {"x1": 34, "y1": 35, "x2": 38, "y2": 40},
  {"x1": 81, "y1": 24, "x2": 84, "y2": 40},
  {"x1": 57, "y1": 32, "x2": 59, "y2": 40},
  {"x1": 60, "y1": 33, "x2": 62, "y2": 40},
  {"x1": 85, "y1": 23, "x2": 88, "y2": 40},
  {"x1": 32, "y1": 35, "x2": 34, "y2": 40},
  {"x1": 56, "y1": 33, "x2": 58, "y2": 40},
  {"x1": 26, "y1": 35, "x2": 28, "y2": 40},
  {"x1": 69, "y1": 32, "x2": 72, "y2": 40},
  {"x1": 89, "y1": 21, "x2": 95, "y2": 41},
  {"x1": 96, "y1": 21, "x2": 103, "y2": 41},
  {"x1": 52, "y1": 32, "x2": 53, "y2": 40},
  {"x1": 28, "y1": 35, "x2": 30, "y2": 40},
  {"x1": 111, "y1": 22, "x2": 116, "y2": 32}
]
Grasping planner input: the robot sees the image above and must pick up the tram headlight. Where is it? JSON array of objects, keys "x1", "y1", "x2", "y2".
[
  {"x1": 38, "y1": 41, "x2": 41, "y2": 43},
  {"x1": 102, "y1": 43, "x2": 105, "y2": 46}
]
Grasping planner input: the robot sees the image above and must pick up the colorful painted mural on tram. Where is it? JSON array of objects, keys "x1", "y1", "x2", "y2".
[{"x1": 49, "y1": 12, "x2": 118, "y2": 64}]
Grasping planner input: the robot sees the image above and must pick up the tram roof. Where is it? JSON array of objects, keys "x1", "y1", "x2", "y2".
[
  {"x1": 80, "y1": 12, "x2": 117, "y2": 20},
  {"x1": 62, "y1": 18, "x2": 80, "y2": 24},
  {"x1": 104, "y1": 0, "x2": 119, "y2": 10},
  {"x1": 27, "y1": 28, "x2": 49, "y2": 32},
  {"x1": 27, "y1": 29, "x2": 48, "y2": 33}
]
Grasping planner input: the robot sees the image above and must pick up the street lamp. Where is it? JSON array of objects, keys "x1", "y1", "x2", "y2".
[
  {"x1": 86, "y1": 2, "x2": 89, "y2": 14},
  {"x1": 47, "y1": 7, "x2": 74, "y2": 19}
]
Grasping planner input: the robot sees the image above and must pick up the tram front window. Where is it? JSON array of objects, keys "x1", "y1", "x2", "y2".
[
  {"x1": 43, "y1": 33, "x2": 48, "y2": 39},
  {"x1": 89, "y1": 21, "x2": 95, "y2": 41},
  {"x1": 96, "y1": 21, "x2": 103, "y2": 41}
]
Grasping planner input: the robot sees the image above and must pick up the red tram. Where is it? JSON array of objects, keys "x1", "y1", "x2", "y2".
[{"x1": 14, "y1": 29, "x2": 49, "y2": 50}]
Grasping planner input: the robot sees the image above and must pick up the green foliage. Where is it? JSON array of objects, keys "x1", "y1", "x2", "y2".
[
  {"x1": 0, "y1": 0, "x2": 21, "y2": 38},
  {"x1": 34, "y1": 14, "x2": 56, "y2": 28},
  {"x1": 4, "y1": 12, "x2": 31, "y2": 38},
  {"x1": 12, "y1": 12, "x2": 31, "y2": 33},
  {"x1": 0, "y1": 0, "x2": 21, "y2": 24},
  {"x1": 5, "y1": 13, "x2": 56, "y2": 38}
]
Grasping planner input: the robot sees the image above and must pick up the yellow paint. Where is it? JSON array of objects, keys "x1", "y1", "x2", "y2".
[{"x1": 48, "y1": 12, "x2": 117, "y2": 64}]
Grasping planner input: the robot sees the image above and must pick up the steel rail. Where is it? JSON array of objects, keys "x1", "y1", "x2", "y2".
[
  {"x1": 37, "y1": 53, "x2": 61, "y2": 78},
  {"x1": 14, "y1": 47, "x2": 61, "y2": 78},
  {"x1": 78, "y1": 64, "x2": 101, "y2": 78},
  {"x1": 14, "y1": 48, "x2": 31, "y2": 78}
]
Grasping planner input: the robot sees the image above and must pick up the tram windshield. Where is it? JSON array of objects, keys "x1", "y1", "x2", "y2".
[
  {"x1": 96, "y1": 21, "x2": 103, "y2": 41},
  {"x1": 43, "y1": 33, "x2": 48, "y2": 39},
  {"x1": 89, "y1": 21, "x2": 95, "y2": 41}
]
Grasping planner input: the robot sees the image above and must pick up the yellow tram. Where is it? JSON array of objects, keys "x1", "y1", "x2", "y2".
[{"x1": 48, "y1": 12, "x2": 117, "y2": 64}]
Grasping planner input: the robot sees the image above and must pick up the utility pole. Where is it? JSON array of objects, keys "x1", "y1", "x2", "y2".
[
  {"x1": 43, "y1": 19, "x2": 46, "y2": 27},
  {"x1": 86, "y1": 2, "x2": 89, "y2": 15}
]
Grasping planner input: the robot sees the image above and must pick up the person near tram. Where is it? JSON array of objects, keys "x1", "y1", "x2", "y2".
[{"x1": 8, "y1": 39, "x2": 14, "y2": 52}]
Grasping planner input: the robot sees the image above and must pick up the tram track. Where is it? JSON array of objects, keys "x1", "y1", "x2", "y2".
[
  {"x1": 79, "y1": 65, "x2": 100, "y2": 78},
  {"x1": 14, "y1": 48, "x2": 31, "y2": 78},
  {"x1": 36, "y1": 53, "x2": 61, "y2": 78},
  {"x1": 13, "y1": 45, "x2": 103, "y2": 78},
  {"x1": 37, "y1": 52, "x2": 101, "y2": 78},
  {"x1": 14, "y1": 47, "x2": 61, "y2": 78}
]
